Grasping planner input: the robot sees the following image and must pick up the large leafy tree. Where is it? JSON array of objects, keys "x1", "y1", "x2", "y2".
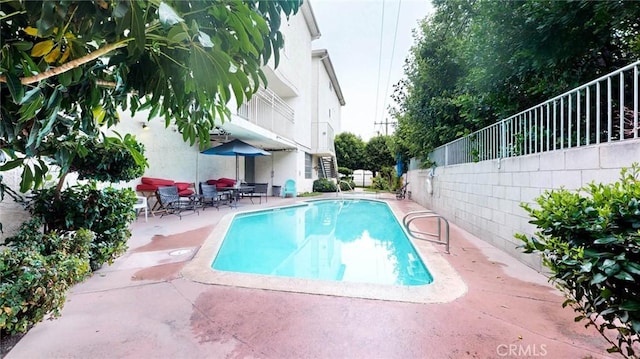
[
  {"x1": 364, "y1": 135, "x2": 395, "y2": 177},
  {"x1": 334, "y1": 132, "x2": 365, "y2": 171},
  {"x1": 0, "y1": 0, "x2": 300, "y2": 193},
  {"x1": 393, "y1": 0, "x2": 640, "y2": 162}
]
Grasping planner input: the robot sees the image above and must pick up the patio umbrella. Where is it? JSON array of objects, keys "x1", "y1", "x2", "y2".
[{"x1": 200, "y1": 139, "x2": 271, "y2": 182}]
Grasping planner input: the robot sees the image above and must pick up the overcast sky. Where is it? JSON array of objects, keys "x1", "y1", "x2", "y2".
[{"x1": 311, "y1": 0, "x2": 434, "y2": 141}]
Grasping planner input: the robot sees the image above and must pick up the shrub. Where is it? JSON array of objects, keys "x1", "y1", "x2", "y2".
[
  {"x1": 516, "y1": 164, "x2": 640, "y2": 357},
  {"x1": 313, "y1": 178, "x2": 337, "y2": 192},
  {"x1": 0, "y1": 218, "x2": 93, "y2": 336},
  {"x1": 339, "y1": 179, "x2": 355, "y2": 191},
  {"x1": 371, "y1": 176, "x2": 390, "y2": 191},
  {"x1": 30, "y1": 182, "x2": 137, "y2": 270},
  {"x1": 69, "y1": 133, "x2": 147, "y2": 182},
  {"x1": 338, "y1": 167, "x2": 353, "y2": 176}
]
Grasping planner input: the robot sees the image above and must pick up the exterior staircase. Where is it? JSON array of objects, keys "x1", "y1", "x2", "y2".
[{"x1": 319, "y1": 156, "x2": 338, "y2": 178}]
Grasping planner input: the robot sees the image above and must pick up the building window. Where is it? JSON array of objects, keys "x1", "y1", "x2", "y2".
[
  {"x1": 329, "y1": 81, "x2": 333, "y2": 91},
  {"x1": 305, "y1": 153, "x2": 312, "y2": 179}
]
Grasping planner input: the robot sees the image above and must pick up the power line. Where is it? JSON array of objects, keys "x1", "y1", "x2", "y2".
[
  {"x1": 373, "y1": 0, "x2": 385, "y2": 135},
  {"x1": 381, "y1": 0, "x2": 402, "y2": 136}
]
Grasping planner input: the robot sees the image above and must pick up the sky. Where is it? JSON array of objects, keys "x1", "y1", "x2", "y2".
[{"x1": 311, "y1": 0, "x2": 434, "y2": 141}]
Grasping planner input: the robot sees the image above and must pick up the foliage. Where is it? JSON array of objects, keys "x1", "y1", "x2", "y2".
[
  {"x1": 370, "y1": 176, "x2": 391, "y2": 191},
  {"x1": 69, "y1": 132, "x2": 146, "y2": 183},
  {"x1": 516, "y1": 164, "x2": 640, "y2": 358},
  {"x1": 392, "y1": 0, "x2": 640, "y2": 162},
  {"x1": 1, "y1": 218, "x2": 93, "y2": 335},
  {"x1": 338, "y1": 179, "x2": 355, "y2": 191},
  {"x1": 338, "y1": 167, "x2": 353, "y2": 176},
  {"x1": 312, "y1": 178, "x2": 337, "y2": 193},
  {"x1": 364, "y1": 135, "x2": 395, "y2": 176},
  {"x1": 335, "y1": 132, "x2": 366, "y2": 171},
  {"x1": 0, "y1": 0, "x2": 301, "y2": 193},
  {"x1": 30, "y1": 182, "x2": 137, "y2": 270}
]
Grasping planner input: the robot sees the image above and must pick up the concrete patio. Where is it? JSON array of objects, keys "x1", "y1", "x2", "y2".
[{"x1": 4, "y1": 193, "x2": 616, "y2": 358}]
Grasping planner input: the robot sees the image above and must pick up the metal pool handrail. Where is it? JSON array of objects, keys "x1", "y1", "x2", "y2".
[{"x1": 402, "y1": 210, "x2": 450, "y2": 254}]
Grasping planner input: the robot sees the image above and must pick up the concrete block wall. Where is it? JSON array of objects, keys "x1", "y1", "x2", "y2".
[{"x1": 407, "y1": 139, "x2": 640, "y2": 272}]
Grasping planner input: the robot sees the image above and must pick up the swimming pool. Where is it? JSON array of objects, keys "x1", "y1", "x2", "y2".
[
  {"x1": 183, "y1": 196, "x2": 467, "y2": 303},
  {"x1": 212, "y1": 199, "x2": 433, "y2": 286}
]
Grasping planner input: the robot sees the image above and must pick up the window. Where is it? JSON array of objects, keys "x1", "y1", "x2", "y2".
[
  {"x1": 305, "y1": 153, "x2": 312, "y2": 179},
  {"x1": 329, "y1": 81, "x2": 333, "y2": 91}
]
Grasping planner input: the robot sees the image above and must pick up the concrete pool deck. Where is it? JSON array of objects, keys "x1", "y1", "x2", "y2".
[{"x1": 5, "y1": 192, "x2": 616, "y2": 358}]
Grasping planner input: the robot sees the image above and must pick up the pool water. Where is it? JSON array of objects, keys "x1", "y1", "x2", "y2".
[{"x1": 212, "y1": 199, "x2": 433, "y2": 286}]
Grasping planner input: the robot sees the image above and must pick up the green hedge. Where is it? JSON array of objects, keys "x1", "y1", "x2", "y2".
[
  {"x1": 313, "y1": 178, "x2": 337, "y2": 192},
  {"x1": 30, "y1": 182, "x2": 137, "y2": 270},
  {"x1": 517, "y1": 164, "x2": 640, "y2": 357},
  {"x1": 1, "y1": 218, "x2": 93, "y2": 335}
]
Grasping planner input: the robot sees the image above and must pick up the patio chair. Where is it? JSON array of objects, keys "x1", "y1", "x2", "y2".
[
  {"x1": 156, "y1": 185, "x2": 199, "y2": 219},
  {"x1": 133, "y1": 195, "x2": 148, "y2": 222},
  {"x1": 245, "y1": 182, "x2": 268, "y2": 204},
  {"x1": 281, "y1": 179, "x2": 296, "y2": 198},
  {"x1": 396, "y1": 182, "x2": 409, "y2": 200},
  {"x1": 198, "y1": 182, "x2": 227, "y2": 210}
]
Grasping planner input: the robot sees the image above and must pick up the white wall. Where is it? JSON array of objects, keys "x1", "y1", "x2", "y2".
[{"x1": 407, "y1": 139, "x2": 640, "y2": 272}]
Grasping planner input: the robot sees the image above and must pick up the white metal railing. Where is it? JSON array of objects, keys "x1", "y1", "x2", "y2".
[
  {"x1": 311, "y1": 121, "x2": 335, "y2": 154},
  {"x1": 402, "y1": 210, "x2": 450, "y2": 254},
  {"x1": 237, "y1": 87, "x2": 295, "y2": 139},
  {"x1": 431, "y1": 61, "x2": 640, "y2": 166}
]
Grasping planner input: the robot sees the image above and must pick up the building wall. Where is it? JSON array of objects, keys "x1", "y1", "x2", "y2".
[
  {"x1": 313, "y1": 59, "x2": 342, "y2": 149},
  {"x1": 406, "y1": 139, "x2": 640, "y2": 272}
]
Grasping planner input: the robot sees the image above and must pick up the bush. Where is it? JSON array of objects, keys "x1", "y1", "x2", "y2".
[
  {"x1": 70, "y1": 133, "x2": 147, "y2": 182},
  {"x1": 1, "y1": 218, "x2": 93, "y2": 336},
  {"x1": 516, "y1": 164, "x2": 640, "y2": 357},
  {"x1": 338, "y1": 167, "x2": 353, "y2": 176},
  {"x1": 339, "y1": 179, "x2": 355, "y2": 191},
  {"x1": 371, "y1": 176, "x2": 390, "y2": 191},
  {"x1": 30, "y1": 182, "x2": 137, "y2": 270},
  {"x1": 313, "y1": 178, "x2": 337, "y2": 192}
]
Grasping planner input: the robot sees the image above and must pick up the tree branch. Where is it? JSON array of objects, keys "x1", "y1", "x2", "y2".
[{"x1": 0, "y1": 41, "x2": 129, "y2": 85}]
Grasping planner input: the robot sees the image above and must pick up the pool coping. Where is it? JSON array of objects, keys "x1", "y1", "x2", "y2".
[{"x1": 182, "y1": 197, "x2": 468, "y2": 304}]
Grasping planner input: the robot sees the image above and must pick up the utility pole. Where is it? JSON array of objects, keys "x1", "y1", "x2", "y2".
[{"x1": 373, "y1": 119, "x2": 397, "y2": 136}]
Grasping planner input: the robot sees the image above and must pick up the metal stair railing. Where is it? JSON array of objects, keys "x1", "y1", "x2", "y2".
[{"x1": 402, "y1": 210, "x2": 450, "y2": 254}]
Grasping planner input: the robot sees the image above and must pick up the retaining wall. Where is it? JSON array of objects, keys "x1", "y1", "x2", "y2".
[{"x1": 407, "y1": 139, "x2": 640, "y2": 272}]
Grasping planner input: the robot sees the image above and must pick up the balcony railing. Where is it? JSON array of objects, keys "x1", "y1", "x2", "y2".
[
  {"x1": 237, "y1": 88, "x2": 295, "y2": 139},
  {"x1": 431, "y1": 61, "x2": 640, "y2": 166},
  {"x1": 311, "y1": 121, "x2": 335, "y2": 155}
]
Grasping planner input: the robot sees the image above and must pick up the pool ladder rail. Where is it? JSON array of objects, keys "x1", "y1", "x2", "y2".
[{"x1": 402, "y1": 210, "x2": 450, "y2": 254}]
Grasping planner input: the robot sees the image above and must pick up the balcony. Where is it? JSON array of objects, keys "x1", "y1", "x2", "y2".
[
  {"x1": 311, "y1": 121, "x2": 335, "y2": 156},
  {"x1": 237, "y1": 88, "x2": 295, "y2": 140}
]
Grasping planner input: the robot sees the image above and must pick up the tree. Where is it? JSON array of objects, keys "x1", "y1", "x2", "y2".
[
  {"x1": 392, "y1": 0, "x2": 640, "y2": 163},
  {"x1": 0, "y1": 0, "x2": 301, "y2": 193},
  {"x1": 364, "y1": 135, "x2": 395, "y2": 177},
  {"x1": 334, "y1": 132, "x2": 365, "y2": 171}
]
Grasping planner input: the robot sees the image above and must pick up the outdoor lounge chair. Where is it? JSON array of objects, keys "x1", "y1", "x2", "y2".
[
  {"x1": 156, "y1": 185, "x2": 199, "y2": 219},
  {"x1": 281, "y1": 179, "x2": 296, "y2": 198},
  {"x1": 396, "y1": 182, "x2": 409, "y2": 200},
  {"x1": 198, "y1": 182, "x2": 228, "y2": 210},
  {"x1": 245, "y1": 182, "x2": 268, "y2": 203}
]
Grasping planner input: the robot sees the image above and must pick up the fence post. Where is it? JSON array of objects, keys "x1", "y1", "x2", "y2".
[
  {"x1": 445, "y1": 144, "x2": 449, "y2": 166},
  {"x1": 500, "y1": 121, "x2": 507, "y2": 159}
]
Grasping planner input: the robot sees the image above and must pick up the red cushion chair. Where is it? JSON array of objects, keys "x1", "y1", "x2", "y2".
[
  {"x1": 141, "y1": 177, "x2": 175, "y2": 186},
  {"x1": 207, "y1": 178, "x2": 236, "y2": 190},
  {"x1": 217, "y1": 177, "x2": 236, "y2": 187}
]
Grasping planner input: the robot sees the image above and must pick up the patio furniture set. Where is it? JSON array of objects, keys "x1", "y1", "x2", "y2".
[{"x1": 134, "y1": 176, "x2": 270, "y2": 220}]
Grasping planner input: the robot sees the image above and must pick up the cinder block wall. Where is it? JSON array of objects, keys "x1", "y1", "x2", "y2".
[{"x1": 407, "y1": 139, "x2": 640, "y2": 272}]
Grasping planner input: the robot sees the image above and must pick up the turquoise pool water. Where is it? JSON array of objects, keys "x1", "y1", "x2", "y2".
[{"x1": 212, "y1": 199, "x2": 433, "y2": 286}]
